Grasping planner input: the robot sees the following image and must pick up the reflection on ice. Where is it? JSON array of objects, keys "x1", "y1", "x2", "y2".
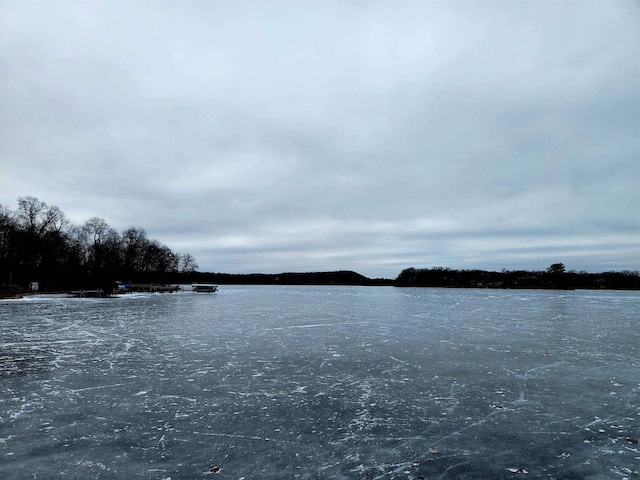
[{"x1": 1, "y1": 287, "x2": 639, "y2": 479}]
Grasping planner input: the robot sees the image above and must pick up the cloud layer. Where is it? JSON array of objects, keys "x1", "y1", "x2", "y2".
[{"x1": 2, "y1": 1, "x2": 638, "y2": 277}]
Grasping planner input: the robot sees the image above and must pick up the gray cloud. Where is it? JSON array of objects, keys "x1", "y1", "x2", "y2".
[{"x1": 1, "y1": 0, "x2": 638, "y2": 278}]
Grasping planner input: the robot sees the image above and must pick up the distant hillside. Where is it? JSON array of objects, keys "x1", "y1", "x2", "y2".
[{"x1": 186, "y1": 270, "x2": 393, "y2": 286}]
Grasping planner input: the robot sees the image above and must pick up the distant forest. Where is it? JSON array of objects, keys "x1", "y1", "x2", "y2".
[
  {"x1": 1, "y1": 196, "x2": 198, "y2": 295},
  {"x1": 395, "y1": 264, "x2": 640, "y2": 290}
]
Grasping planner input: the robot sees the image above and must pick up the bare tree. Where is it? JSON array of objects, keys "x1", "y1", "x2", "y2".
[
  {"x1": 122, "y1": 227, "x2": 148, "y2": 274},
  {"x1": 84, "y1": 217, "x2": 111, "y2": 244},
  {"x1": 69, "y1": 225, "x2": 91, "y2": 266},
  {"x1": 178, "y1": 253, "x2": 198, "y2": 273},
  {"x1": 15, "y1": 196, "x2": 46, "y2": 232},
  {"x1": 42, "y1": 205, "x2": 70, "y2": 234},
  {"x1": 14, "y1": 196, "x2": 71, "y2": 237}
]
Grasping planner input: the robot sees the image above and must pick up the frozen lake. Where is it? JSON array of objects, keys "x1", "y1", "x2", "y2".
[{"x1": 1, "y1": 286, "x2": 639, "y2": 479}]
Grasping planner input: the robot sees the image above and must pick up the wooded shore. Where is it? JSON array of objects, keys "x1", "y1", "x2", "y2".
[{"x1": 4, "y1": 267, "x2": 639, "y2": 299}]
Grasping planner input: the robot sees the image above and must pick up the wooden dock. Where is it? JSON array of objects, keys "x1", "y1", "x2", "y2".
[{"x1": 129, "y1": 284, "x2": 182, "y2": 293}]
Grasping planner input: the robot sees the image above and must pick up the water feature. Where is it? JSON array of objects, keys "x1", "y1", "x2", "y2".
[{"x1": 1, "y1": 286, "x2": 639, "y2": 479}]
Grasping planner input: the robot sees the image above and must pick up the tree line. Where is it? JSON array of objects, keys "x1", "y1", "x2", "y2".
[
  {"x1": 1, "y1": 196, "x2": 198, "y2": 295},
  {"x1": 395, "y1": 263, "x2": 640, "y2": 290}
]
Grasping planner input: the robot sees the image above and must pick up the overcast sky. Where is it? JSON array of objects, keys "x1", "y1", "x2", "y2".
[{"x1": 1, "y1": 0, "x2": 638, "y2": 278}]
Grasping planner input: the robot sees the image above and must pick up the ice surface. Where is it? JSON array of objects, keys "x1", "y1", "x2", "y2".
[{"x1": 1, "y1": 287, "x2": 639, "y2": 479}]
